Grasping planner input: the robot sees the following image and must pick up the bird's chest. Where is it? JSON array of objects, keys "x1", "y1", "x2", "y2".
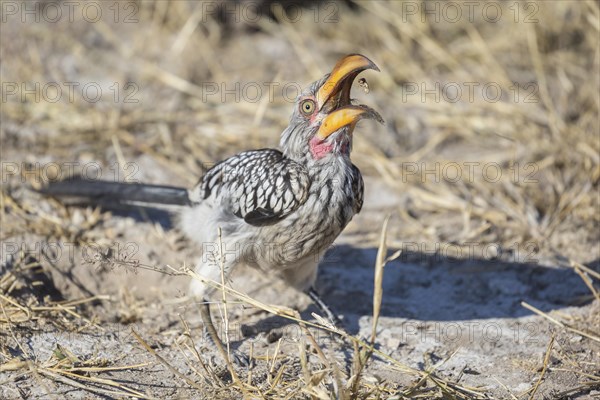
[
  {"x1": 303, "y1": 173, "x2": 356, "y2": 231},
  {"x1": 265, "y1": 163, "x2": 358, "y2": 264}
]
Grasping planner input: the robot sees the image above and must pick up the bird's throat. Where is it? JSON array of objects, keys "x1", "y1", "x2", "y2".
[
  {"x1": 309, "y1": 136, "x2": 335, "y2": 160},
  {"x1": 309, "y1": 135, "x2": 351, "y2": 160}
]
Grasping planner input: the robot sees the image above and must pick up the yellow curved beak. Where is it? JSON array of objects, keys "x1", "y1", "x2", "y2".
[
  {"x1": 316, "y1": 54, "x2": 379, "y2": 108},
  {"x1": 316, "y1": 106, "x2": 382, "y2": 140}
]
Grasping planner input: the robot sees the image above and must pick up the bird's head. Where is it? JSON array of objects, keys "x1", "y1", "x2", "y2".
[{"x1": 280, "y1": 54, "x2": 384, "y2": 162}]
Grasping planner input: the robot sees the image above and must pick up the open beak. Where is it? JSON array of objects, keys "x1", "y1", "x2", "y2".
[
  {"x1": 315, "y1": 54, "x2": 383, "y2": 140},
  {"x1": 317, "y1": 106, "x2": 383, "y2": 140}
]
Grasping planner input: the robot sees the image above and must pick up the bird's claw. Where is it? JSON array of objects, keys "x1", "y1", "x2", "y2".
[{"x1": 229, "y1": 349, "x2": 253, "y2": 369}]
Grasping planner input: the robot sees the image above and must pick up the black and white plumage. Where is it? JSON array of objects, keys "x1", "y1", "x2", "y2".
[
  {"x1": 181, "y1": 148, "x2": 364, "y2": 286},
  {"x1": 189, "y1": 149, "x2": 310, "y2": 226},
  {"x1": 182, "y1": 54, "x2": 383, "y2": 298},
  {"x1": 39, "y1": 54, "x2": 383, "y2": 358}
]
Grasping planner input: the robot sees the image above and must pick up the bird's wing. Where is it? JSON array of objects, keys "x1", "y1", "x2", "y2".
[
  {"x1": 351, "y1": 163, "x2": 364, "y2": 214},
  {"x1": 191, "y1": 149, "x2": 311, "y2": 226}
]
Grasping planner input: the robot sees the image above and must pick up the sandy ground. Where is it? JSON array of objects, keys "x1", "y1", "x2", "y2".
[
  {"x1": 1, "y1": 172, "x2": 598, "y2": 399},
  {"x1": 1, "y1": 1, "x2": 599, "y2": 399}
]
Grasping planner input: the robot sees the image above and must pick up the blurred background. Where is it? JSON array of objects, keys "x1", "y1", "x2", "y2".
[
  {"x1": 1, "y1": 1, "x2": 599, "y2": 397},
  {"x1": 2, "y1": 0, "x2": 598, "y2": 262}
]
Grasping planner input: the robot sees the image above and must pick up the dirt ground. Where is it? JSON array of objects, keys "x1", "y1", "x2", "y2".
[{"x1": 1, "y1": 1, "x2": 599, "y2": 399}]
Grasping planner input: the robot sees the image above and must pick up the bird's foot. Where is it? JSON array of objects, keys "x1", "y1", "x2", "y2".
[
  {"x1": 229, "y1": 349, "x2": 253, "y2": 368},
  {"x1": 307, "y1": 287, "x2": 345, "y2": 330},
  {"x1": 200, "y1": 327, "x2": 253, "y2": 368}
]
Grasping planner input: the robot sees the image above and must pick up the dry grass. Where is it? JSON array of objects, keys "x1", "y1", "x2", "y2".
[
  {"x1": 2, "y1": 206, "x2": 597, "y2": 398},
  {"x1": 0, "y1": 240, "x2": 494, "y2": 399},
  {"x1": 1, "y1": 0, "x2": 599, "y2": 398}
]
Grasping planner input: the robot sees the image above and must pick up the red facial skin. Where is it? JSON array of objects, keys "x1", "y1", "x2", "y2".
[
  {"x1": 309, "y1": 136, "x2": 334, "y2": 160},
  {"x1": 299, "y1": 95, "x2": 337, "y2": 160}
]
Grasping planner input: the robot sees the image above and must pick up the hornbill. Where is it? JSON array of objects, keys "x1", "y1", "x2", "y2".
[{"x1": 39, "y1": 54, "x2": 384, "y2": 364}]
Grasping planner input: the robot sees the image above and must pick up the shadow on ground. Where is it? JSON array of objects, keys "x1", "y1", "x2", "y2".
[
  {"x1": 313, "y1": 245, "x2": 597, "y2": 334},
  {"x1": 240, "y1": 244, "x2": 596, "y2": 337}
]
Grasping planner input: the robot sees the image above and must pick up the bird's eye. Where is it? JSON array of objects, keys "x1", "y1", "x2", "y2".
[{"x1": 300, "y1": 99, "x2": 316, "y2": 115}]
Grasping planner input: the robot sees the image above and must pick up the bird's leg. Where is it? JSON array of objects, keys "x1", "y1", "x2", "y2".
[
  {"x1": 307, "y1": 287, "x2": 343, "y2": 328},
  {"x1": 200, "y1": 299, "x2": 228, "y2": 358},
  {"x1": 200, "y1": 299, "x2": 251, "y2": 367}
]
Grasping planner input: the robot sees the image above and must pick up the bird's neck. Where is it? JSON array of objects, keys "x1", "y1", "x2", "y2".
[{"x1": 306, "y1": 151, "x2": 353, "y2": 180}]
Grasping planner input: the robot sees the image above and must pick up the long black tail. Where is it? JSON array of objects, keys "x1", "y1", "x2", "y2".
[{"x1": 37, "y1": 178, "x2": 191, "y2": 206}]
